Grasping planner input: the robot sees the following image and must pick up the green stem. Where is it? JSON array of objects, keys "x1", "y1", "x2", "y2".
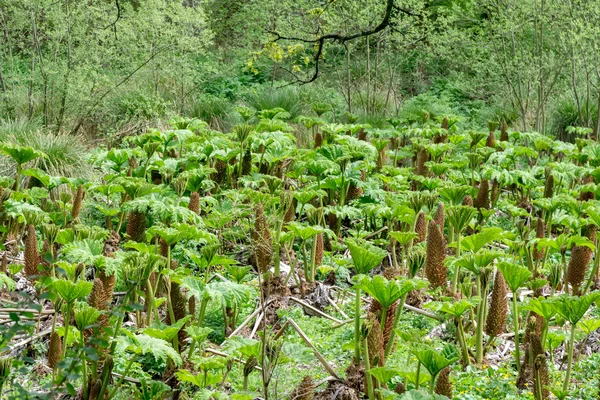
[
  {"x1": 145, "y1": 278, "x2": 154, "y2": 326},
  {"x1": 457, "y1": 319, "x2": 470, "y2": 367},
  {"x1": 80, "y1": 331, "x2": 88, "y2": 400},
  {"x1": 363, "y1": 335, "x2": 374, "y2": 400},
  {"x1": 198, "y1": 297, "x2": 209, "y2": 325},
  {"x1": 563, "y1": 323, "x2": 576, "y2": 392},
  {"x1": 475, "y1": 277, "x2": 487, "y2": 365},
  {"x1": 384, "y1": 295, "x2": 407, "y2": 358},
  {"x1": 310, "y1": 235, "x2": 318, "y2": 282},
  {"x1": 62, "y1": 302, "x2": 72, "y2": 359},
  {"x1": 429, "y1": 374, "x2": 436, "y2": 394},
  {"x1": 108, "y1": 355, "x2": 137, "y2": 398},
  {"x1": 415, "y1": 362, "x2": 421, "y2": 390},
  {"x1": 512, "y1": 293, "x2": 521, "y2": 373},
  {"x1": 584, "y1": 250, "x2": 600, "y2": 294},
  {"x1": 354, "y1": 287, "x2": 362, "y2": 363},
  {"x1": 165, "y1": 280, "x2": 179, "y2": 353},
  {"x1": 301, "y1": 241, "x2": 310, "y2": 283},
  {"x1": 451, "y1": 233, "x2": 462, "y2": 295},
  {"x1": 380, "y1": 306, "x2": 387, "y2": 334}
]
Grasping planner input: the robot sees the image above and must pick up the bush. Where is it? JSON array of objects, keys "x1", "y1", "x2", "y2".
[
  {"x1": 110, "y1": 92, "x2": 170, "y2": 122},
  {"x1": 399, "y1": 92, "x2": 454, "y2": 123}
]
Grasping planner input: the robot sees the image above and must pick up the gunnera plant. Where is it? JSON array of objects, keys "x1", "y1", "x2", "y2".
[
  {"x1": 425, "y1": 220, "x2": 447, "y2": 289},
  {"x1": 567, "y1": 245, "x2": 592, "y2": 295},
  {"x1": 48, "y1": 331, "x2": 62, "y2": 372},
  {"x1": 434, "y1": 202, "x2": 445, "y2": 233},
  {"x1": 71, "y1": 185, "x2": 85, "y2": 220},
  {"x1": 291, "y1": 376, "x2": 315, "y2": 400},
  {"x1": 474, "y1": 179, "x2": 490, "y2": 210},
  {"x1": 188, "y1": 192, "x2": 200, "y2": 215},
  {"x1": 251, "y1": 202, "x2": 272, "y2": 273},
  {"x1": 485, "y1": 270, "x2": 508, "y2": 338},
  {"x1": 415, "y1": 211, "x2": 427, "y2": 244},
  {"x1": 24, "y1": 224, "x2": 39, "y2": 278},
  {"x1": 435, "y1": 366, "x2": 453, "y2": 398},
  {"x1": 126, "y1": 211, "x2": 147, "y2": 243}
]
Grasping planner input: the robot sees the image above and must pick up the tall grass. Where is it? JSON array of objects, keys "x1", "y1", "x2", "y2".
[
  {"x1": 0, "y1": 118, "x2": 91, "y2": 179},
  {"x1": 186, "y1": 94, "x2": 236, "y2": 131},
  {"x1": 244, "y1": 86, "x2": 304, "y2": 119},
  {"x1": 549, "y1": 97, "x2": 596, "y2": 141}
]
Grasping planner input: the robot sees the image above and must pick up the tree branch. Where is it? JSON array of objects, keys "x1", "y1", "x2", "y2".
[{"x1": 270, "y1": 0, "x2": 396, "y2": 85}]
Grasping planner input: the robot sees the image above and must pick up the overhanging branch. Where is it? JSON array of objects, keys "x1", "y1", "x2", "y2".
[{"x1": 270, "y1": 0, "x2": 396, "y2": 85}]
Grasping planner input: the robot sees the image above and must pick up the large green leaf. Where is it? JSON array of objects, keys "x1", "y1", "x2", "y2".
[
  {"x1": 428, "y1": 296, "x2": 480, "y2": 318},
  {"x1": 550, "y1": 292, "x2": 600, "y2": 325},
  {"x1": 453, "y1": 250, "x2": 502, "y2": 275},
  {"x1": 413, "y1": 345, "x2": 459, "y2": 377},
  {"x1": 389, "y1": 231, "x2": 419, "y2": 246},
  {"x1": 119, "y1": 332, "x2": 182, "y2": 366},
  {"x1": 286, "y1": 222, "x2": 324, "y2": 241},
  {"x1": 143, "y1": 317, "x2": 192, "y2": 342},
  {"x1": 346, "y1": 239, "x2": 387, "y2": 275},
  {"x1": 73, "y1": 301, "x2": 101, "y2": 330},
  {"x1": 460, "y1": 227, "x2": 504, "y2": 253},
  {"x1": 368, "y1": 366, "x2": 401, "y2": 384},
  {"x1": 497, "y1": 261, "x2": 532, "y2": 293},
  {"x1": 525, "y1": 298, "x2": 557, "y2": 320},
  {"x1": 0, "y1": 143, "x2": 46, "y2": 165},
  {"x1": 51, "y1": 279, "x2": 93, "y2": 303},
  {"x1": 357, "y1": 276, "x2": 426, "y2": 309}
]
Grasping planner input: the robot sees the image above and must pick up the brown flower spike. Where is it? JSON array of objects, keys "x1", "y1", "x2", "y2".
[
  {"x1": 425, "y1": 220, "x2": 447, "y2": 289},
  {"x1": 485, "y1": 270, "x2": 508, "y2": 337}
]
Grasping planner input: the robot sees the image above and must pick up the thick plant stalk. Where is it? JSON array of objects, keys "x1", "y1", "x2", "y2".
[
  {"x1": 98, "y1": 270, "x2": 115, "y2": 306},
  {"x1": 512, "y1": 292, "x2": 521, "y2": 373},
  {"x1": 475, "y1": 275, "x2": 488, "y2": 364},
  {"x1": 354, "y1": 287, "x2": 362, "y2": 363},
  {"x1": 241, "y1": 149, "x2": 252, "y2": 176},
  {"x1": 62, "y1": 302, "x2": 73, "y2": 359},
  {"x1": 384, "y1": 294, "x2": 407, "y2": 357},
  {"x1": 415, "y1": 147, "x2": 429, "y2": 177},
  {"x1": 500, "y1": 120, "x2": 508, "y2": 142},
  {"x1": 367, "y1": 316, "x2": 384, "y2": 368},
  {"x1": 363, "y1": 334, "x2": 375, "y2": 400},
  {"x1": 544, "y1": 175, "x2": 554, "y2": 198},
  {"x1": 314, "y1": 233, "x2": 323, "y2": 268},
  {"x1": 533, "y1": 218, "x2": 545, "y2": 262},
  {"x1": 563, "y1": 324, "x2": 576, "y2": 392},
  {"x1": 457, "y1": 319, "x2": 470, "y2": 366}
]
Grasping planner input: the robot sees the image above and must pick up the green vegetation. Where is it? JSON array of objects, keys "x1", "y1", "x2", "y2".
[{"x1": 1, "y1": 1, "x2": 600, "y2": 399}]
